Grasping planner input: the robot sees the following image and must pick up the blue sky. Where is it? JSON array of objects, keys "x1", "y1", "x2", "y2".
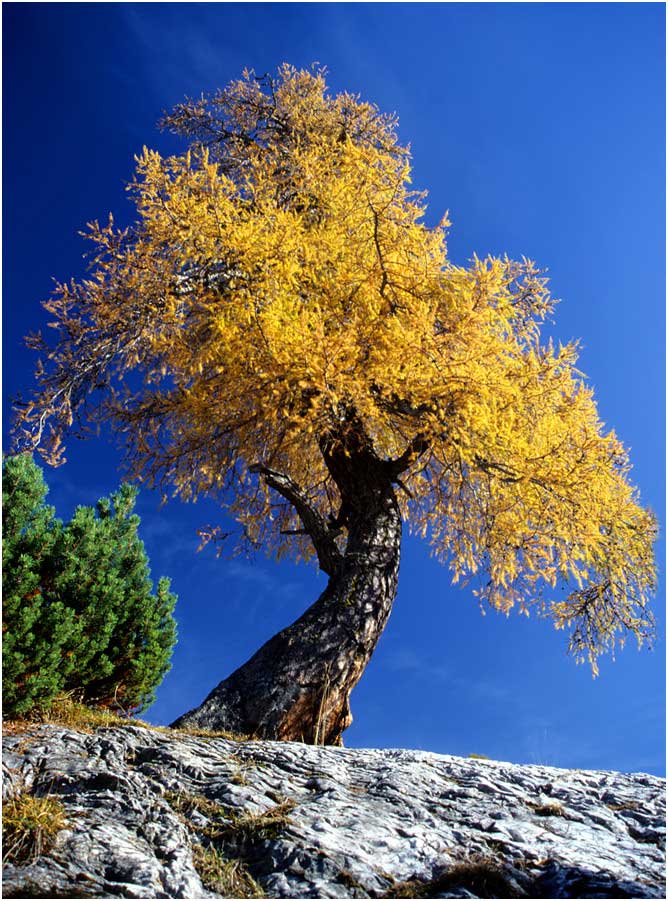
[{"x1": 3, "y1": 3, "x2": 665, "y2": 775}]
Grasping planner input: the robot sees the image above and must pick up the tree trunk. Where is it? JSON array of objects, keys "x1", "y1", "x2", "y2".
[{"x1": 171, "y1": 444, "x2": 403, "y2": 746}]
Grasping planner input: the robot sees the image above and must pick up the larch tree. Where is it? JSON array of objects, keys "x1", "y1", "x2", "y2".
[{"x1": 15, "y1": 65, "x2": 656, "y2": 744}]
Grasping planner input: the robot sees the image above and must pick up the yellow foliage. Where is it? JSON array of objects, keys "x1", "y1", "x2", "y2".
[{"x1": 17, "y1": 64, "x2": 656, "y2": 670}]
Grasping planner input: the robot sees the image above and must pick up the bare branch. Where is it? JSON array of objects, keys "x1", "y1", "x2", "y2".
[
  {"x1": 249, "y1": 464, "x2": 343, "y2": 576},
  {"x1": 389, "y1": 434, "x2": 430, "y2": 477}
]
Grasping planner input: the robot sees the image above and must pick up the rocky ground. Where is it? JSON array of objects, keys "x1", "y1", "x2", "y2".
[{"x1": 2, "y1": 722, "x2": 665, "y2": 898}]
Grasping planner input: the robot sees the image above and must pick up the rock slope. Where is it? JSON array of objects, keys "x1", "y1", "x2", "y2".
[{"x1": 2, "y1": 723, "x2": 665, "y2": 898}]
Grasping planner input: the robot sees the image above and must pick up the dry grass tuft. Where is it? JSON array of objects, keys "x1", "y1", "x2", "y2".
[
  {"x1": 166, "y1": 791, "x2": 279, "y2": 897},
  {"x1": 2, "y1": 793, "x2": 69, "y2": 864},
  {"x1": 166, "y1": 790, "x2": 296, "y2": 842},
  {"x1": 192, "y1": 845, "x2": 264, "y2": 897},
  {"x1": 3, "y1": 696, "x2": 148, "y2": 734},
  {"x1": 606, "y1": 800, "x2": 642, "y2": 812},
  {"x1": 383, "y1": 856, "x2": 523, "y2": 899},
  {"x1": 4, "y1": 696, "x2": 251, "y2": 741},
  {"x1": 227, "y1": 798, "x2": 297, "y2": 840},
  {"x1": 530, "y1": 801, "x2": 567, "y2": 818},
  {"x1": 166, "y1": 790, "x2": 229, "y2": 823},
  {"x1": 171, "y1": 723, "x2": 252, "y2": 741}
]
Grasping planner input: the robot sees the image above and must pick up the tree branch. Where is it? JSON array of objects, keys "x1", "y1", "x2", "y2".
[
  {"x1": 369, "y1": 385, "x2": 435, "y2": 420},
  {"x1": 370, "y1": 204, "x2": 390, "y2": 302},
  {"x1": 389, "y1": 434, "x2": 430, "y2": 477},
  {"x1": 249, "y1": 464, "x2": 343, "y2": 576}
]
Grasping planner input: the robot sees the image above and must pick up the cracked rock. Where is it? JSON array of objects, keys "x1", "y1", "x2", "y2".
[{"x1": 2, "y1": 724, "x2": 665, "y2": 898}]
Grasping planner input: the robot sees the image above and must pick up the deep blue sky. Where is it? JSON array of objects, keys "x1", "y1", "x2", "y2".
[{"x1": 4, "y1": 3, "x2": 665, "y2": 775}]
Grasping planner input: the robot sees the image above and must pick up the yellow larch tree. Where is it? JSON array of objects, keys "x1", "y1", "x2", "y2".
[{"x1": 16, "y1": 65, "x2": 656, "y2": 743}]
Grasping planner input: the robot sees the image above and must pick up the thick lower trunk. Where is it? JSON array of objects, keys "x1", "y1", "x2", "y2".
[{"x1": 171, "y1": 485, "x2": 401, "y2": 745}]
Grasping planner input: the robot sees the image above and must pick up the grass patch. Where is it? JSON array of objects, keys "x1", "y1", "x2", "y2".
[
  {"x1": 382, "y1": 857, "x2": 522, "y2": 899},
  {"x1": 165, "y1": 790, "x2": 294, "y2": 897},
  {"x1": 484, "y1": 837, "x2": 509, "y2": 854},
  {"x1": 4, "y1": 696, "x2": 250, "y2": 741},
  {"x1": 2, "y1": 793, "x2": 69, "y2": 864},
  {"x1": 336, "y1": 869, "x2": 367, "y2": 891},
  {"x1": 166, "y1": 790, "x2": 295, "y2": 842},
  {"x1": 229, "y1": 799, "x2": 296, "y2": 841},
  {"x1": 530, "y1": 801, "x2": 567, "y2": 818},
  {"x1": 172, "y1": 723, "x2": 252, "y2": 742},
  {"x1": 3, "y1": 696, "x2": 149, "y2": 734},
  {"x1": 192, "y1": 844, "x2": 264, "y2": 898},
  {"x1": 606, "y1": 800, "x2": 642, "y2": 812},
  {"x1": 230, "y1": 770, "x2": 250, "y2": 786},
  {"x1": 166, "y1": 790, "x2": 229, "y2": 824}
]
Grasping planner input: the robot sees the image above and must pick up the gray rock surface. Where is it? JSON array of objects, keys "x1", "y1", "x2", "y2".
[{"x1": 2, "y1": 723, "x2": 665, "y2": 898}]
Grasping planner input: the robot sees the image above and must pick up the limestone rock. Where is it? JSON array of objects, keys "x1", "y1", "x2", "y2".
[{"x1": 2, "y1": 724, "x2": 665, "y2": 898}]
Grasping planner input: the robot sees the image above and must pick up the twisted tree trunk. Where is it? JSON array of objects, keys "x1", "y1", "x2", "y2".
[
  {"x1": 172, "y1": 424, "x2": 423, "y2": 745},
  {"x1": 172, "y1": 468, "x2": 400, "y2": 744}
]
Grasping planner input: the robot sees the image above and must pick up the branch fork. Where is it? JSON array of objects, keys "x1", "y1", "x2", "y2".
[{"x1": 249, "y1": 464, "x2": 343, "y2": 576}]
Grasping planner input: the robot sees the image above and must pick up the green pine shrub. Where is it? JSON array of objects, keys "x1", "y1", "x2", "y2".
[
  {"x1": 2, "y1": 454, "x2": 70, "y2": 715},
  {"x1": 2, "y1": 454, "x2": 177, "y2": 718}
]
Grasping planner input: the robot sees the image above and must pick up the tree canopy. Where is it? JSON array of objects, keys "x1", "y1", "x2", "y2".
[{"x1": 16, "y1": 64, "x2": 656, "y2": 675}]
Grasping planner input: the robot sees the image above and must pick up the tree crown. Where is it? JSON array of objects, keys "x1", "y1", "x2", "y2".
[{"x1": 15, "y1": 64, "x2": 656, "y2": 673}]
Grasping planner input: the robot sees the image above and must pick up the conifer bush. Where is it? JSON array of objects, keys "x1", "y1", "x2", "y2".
[{"x1": 2, "y1": 454, "x2": 177, "y2": 717}]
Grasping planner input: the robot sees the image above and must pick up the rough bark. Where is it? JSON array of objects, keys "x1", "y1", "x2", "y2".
[{"x1": 172, "y1": 430, "x2": 404, "y2": 745}]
